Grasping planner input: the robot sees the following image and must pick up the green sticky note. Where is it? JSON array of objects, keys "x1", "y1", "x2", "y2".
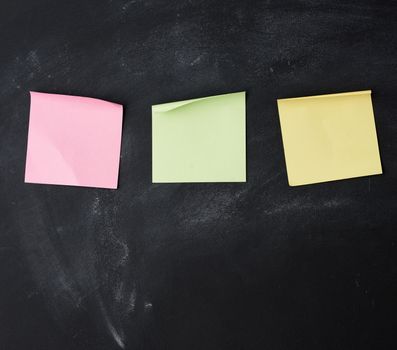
[{"x1": 152, "y1": 91, "x2": 246, "y2": 183}]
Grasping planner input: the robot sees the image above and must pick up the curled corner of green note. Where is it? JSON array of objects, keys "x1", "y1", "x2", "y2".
[
  {"x1": 152, "y1": 97, "x2": 208, "y2": 113},
  {"x1": 152, "y1": 91, "x2": 246, "y2": 113}
]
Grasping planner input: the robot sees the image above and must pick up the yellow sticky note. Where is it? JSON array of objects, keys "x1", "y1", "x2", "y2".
[
  {"x1": 152, "y1": 92, "x2": 246, "y2": 183},
  {"x1": 277, "y1": 90, "x2": 382, "y2": 186}
]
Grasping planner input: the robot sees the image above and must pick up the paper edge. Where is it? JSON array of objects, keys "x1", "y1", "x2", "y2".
[
  {"x1": 288, "y1": 170, "x2": 383, "y2": 187},
  {"x1": 29, "y1": 90, "x2": 123, "y2": 108},
  {"x1": 277, "y1": 90, "x2": 371, "y2": 103}
]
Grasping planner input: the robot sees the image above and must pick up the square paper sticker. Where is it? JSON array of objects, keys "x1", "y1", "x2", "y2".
[
  {"x1": 277, "y1": 90, "x2": 382, "y2": 186},
  {"x1": 152, "y1": 92, "x2": 246, "y2": 183},
  {"x1": 25, "y1": 91, "x2": 123, "y2": 189}
]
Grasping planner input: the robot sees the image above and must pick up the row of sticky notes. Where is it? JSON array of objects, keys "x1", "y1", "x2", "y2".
[{"x1": 24, "y1": 90, "x2": 382, "y2": 189}]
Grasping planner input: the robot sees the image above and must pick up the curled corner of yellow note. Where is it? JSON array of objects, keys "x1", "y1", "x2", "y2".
[{"x1": 277, "y1": 90, "x2": 372, "y2": 103}]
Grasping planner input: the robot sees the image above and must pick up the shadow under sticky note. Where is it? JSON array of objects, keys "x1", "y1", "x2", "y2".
[
  {"x1": 25, "y1": 92, "x2": 123, "y2": 189},
  {"x1": 152, "y1": 92, "x2": 246, "y2": 183},
  {"x1": 277, "y1": 90, "x2": 382, "y2": 186}
]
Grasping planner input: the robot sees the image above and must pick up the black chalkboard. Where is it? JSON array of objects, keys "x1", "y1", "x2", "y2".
[{"x1": 1, "y1": 1, "x2": 397, "y2": 349}]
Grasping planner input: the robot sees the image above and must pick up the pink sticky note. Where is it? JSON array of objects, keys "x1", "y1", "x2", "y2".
[{"x1": 25, "y1": 92, "x2": 123, "y2": 189}]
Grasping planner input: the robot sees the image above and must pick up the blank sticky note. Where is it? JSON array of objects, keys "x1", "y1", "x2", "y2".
[
  {"x1": 152, "y1": 91, "x2": 246, "y2": 183},
  {"x1": 277, "y1": 90, "x2": 382, "y2": 186},
  {"x1": 25, "y1": 91, "x2": 123, "y2": 189}
]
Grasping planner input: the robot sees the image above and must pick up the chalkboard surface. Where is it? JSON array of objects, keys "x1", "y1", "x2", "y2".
[{"x1": 1, "y1": 1, "x2": 397, "y2": 349}]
